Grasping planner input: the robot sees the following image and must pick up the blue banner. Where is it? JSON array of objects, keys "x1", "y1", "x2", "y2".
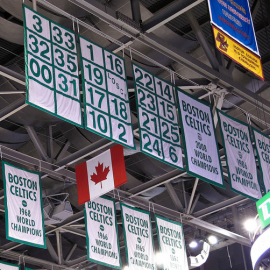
[{"x1": 208, "y1": 0, "x2": 259, "y2": 55}]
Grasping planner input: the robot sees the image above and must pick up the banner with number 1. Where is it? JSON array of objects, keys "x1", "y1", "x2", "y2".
[{"x1": 79, "y1": 36, "x2": 135, "y2": 149}]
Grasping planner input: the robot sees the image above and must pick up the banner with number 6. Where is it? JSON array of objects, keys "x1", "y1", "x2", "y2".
[{"x1": 132, "y1": 63, "x2": 183, "y2": 170}]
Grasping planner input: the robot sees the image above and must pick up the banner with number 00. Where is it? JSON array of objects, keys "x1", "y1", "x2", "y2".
[
  {"x1": 79, "y1": 36, "x2": 135, "y2": 149},
  {"x1": 23, "y1": 4, "x2": 83, "y2": 127},
  {"x1": 132, "y1": 63, "x2": 183, "y2": 170}
]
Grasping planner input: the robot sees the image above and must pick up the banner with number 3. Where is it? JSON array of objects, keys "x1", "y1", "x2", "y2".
[{"x1": 23, "y1": 4, "x2": 83, "y2": 126}]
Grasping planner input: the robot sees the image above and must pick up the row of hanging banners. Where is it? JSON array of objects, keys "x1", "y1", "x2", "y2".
[
  {"x1": 22, "y1": 4, "x2": 270, "y2": 201},
  {"x1": 1, "y1": 4, "x2": 268, "y2": 267},
  {"x1": 84, "y1": 197, "x2": 189, "y2": 270},
  {"x1": 1, "y1": 158, "x2": 189, "y2": 270}
]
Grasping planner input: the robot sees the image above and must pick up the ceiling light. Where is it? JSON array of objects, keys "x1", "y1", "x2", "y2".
[
  {"x1": 244, "y1": 219, "x2": 257, "y2": 232},
  {"x1": 208, "y1": 235, "x2": 218, "y2": 245},
  {"x1": 155, "y1": 252, "x2": 166, "y2": 265},
  {"x1": 189, "y1": 240, "x2": 198, "y2": 248}
]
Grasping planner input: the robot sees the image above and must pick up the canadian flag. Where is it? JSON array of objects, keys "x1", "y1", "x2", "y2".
[{"x1": 75, "y1": 145, "x2": 127, "y2": 205}]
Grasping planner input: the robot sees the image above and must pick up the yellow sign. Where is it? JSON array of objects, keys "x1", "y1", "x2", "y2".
[{"x1": 212, "y1": 26, "x2": 264, "y2": 80}]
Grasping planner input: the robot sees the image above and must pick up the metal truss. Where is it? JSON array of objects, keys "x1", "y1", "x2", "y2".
[
  {"x1": 0, "y1": 0, "x2": 265, "y2": 268},
  {"x1": 67, "y1": 0, "x2": 270, "y2": 115}
]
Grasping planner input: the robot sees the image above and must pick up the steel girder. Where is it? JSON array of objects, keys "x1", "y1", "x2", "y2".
[
  {"x1": 67, "y1": 0, "x2": 270, "y2": 114},
  {"x1": 106, "y1": 189, "x2": 251, "y2": 247},
  {"x1": 0, "y1": 210, "x2": 84, "y2": 252},
  {"x1": 0, "y1": 145, "x2": 251, "y2": 247},
  {"x1": 193, "y1": 195, "x2": 249, "y2": 218},
  {"x1": 143, "y1": 0, "x2": 204, "y2": 32}
]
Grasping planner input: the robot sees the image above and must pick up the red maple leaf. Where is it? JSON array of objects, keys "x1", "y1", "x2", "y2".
[{"x1": 90, "y1": 162, "x2": 110, "y2": 188}]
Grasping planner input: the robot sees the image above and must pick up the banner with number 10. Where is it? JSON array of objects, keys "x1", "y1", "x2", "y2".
[{"x1": 79, "y1": 36, "x2": 135, "y2": 149}]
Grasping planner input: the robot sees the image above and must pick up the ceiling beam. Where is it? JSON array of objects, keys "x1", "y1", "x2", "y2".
[
  {"x1": 56, "y1": 230, "x2": 63, "y2": 265},
  {"x1": 0, "y1": 97, "x2": 27, "y2": 122},
  {"x1": 107, "y1": 189, "x2": 251, "y2": 247},
  {"x1": 0, "y1": 145, "x2": 251, "y2": 247},
  {"x1": 46, "y1": 236, "x2": 59, "y2": 263},
  {"x1": 0, "y1": 145, "x2": 75, "y2": 182},
  {"x1": 25, "y1": 125, "x2": 49, "y2": 162},
  {"x1": 67, "y1": 0, "x2": 270, "y2": 115},
  {"x1": 0, "y1": 210, "x2": 84, "y2": 252},
  {"x1": 65, "y1": 243, "x2": 77, "y2": 261},
  {"x1": 130, "y1": 0, "x2": 141, "y2": 24},
  {"x1": 164, "y1": 182, "x2": 183, "y2": 211},
  {"x1": 186, "y1": 10, "x2": 219, "y2": 71},
  {"x1": 0, "y1": 250, "x2": 66, "y2": 270},
  {"x1": 186, "y1": 178, "x2": 199, "y2": 214},
  {"x1": 193, "y1": 195, "x2": 249, "y2": 218},
  {"x1": 0, "y1": 65, "x2": 25, "y2": 86},
  {"x1": 143, "y1": 0, "x2": 204, "y2": 32}
]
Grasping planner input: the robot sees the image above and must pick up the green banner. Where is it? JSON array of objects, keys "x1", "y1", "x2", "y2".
[
  {"x1": 79, "y1": 36, "x2": 135, "y2": 149},
  {"x1": 121, "y1": 203, "x2": 156, "y2": 270},
  {"x1": 252, "y1": 127, "x2": 270, "y2": 194},
  {"x1": 217, "y1": 110, "x2": 262, "y2": 200},
  {"x1": 0, "y1": 261, "x2": 20, "y2": 270},
  {"x1": 256, "y1": 191, "x2": 270, "y2": 229},
  {"x1": 132, "y1": 63, "x2": 183, "y2": 170},
  {"x1": 2, "y1": 161, "x2": 46, "y2": 249},
  {"x1": 176, "y1": 88, "x2": 225, "y2": 188},
  {"x1": 155, "y1": 215, "x2": 188, "y2": 270},
  {"x1": 23, "y1": 4, "x2": 83, "y2": 127},
  {"x1": 84, "y1": 196, "x2": 122, "y2": 269}
]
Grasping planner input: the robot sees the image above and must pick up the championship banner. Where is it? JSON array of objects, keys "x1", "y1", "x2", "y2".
[
  {"x1": 207, "y1": 0, "x2": 259, "y2": 56},
  {"x1": 252, "y1": 128, "x2": 270, "y2": 193},
  {"x1": 23, "y1": 5, "x2": 83, "y2": 127},
  {"x1": 155, "y1": 215, "x2": 189, "y2": 270},
  {"x1": 120, "y1": 203, "x2": 156, "y2": 270},
  {"x1": 217, "y1": 110, "x2": 262, "y2": 200},
  {"x1": 2, "y1": 161, "x2": 46, "y2": 248},
  {"x1": 79, "y1": 35, "x2": 135, "y2": 149},
  {"x1": 132, "y1": 63, "x2": 183, "y2": 170},
  {"x1": 176, "y1": 88, "x2": 225, "y2": 189},
  {"x1": 84, "y1": 197, "x2": 121, "y2": 269},
  {"x1": 213, "y1": 26, "x2": 264, "y2": 80},
  {"x1": 0, "y1": 261, "x2": 20, "y2": 270}
]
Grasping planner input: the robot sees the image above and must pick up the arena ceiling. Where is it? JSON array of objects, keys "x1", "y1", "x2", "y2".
[{"x1": 0, "y1": 0, "x2": 270, "y2": 269}]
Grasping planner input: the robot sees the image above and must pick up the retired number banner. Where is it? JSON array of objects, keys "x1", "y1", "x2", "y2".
[
  {"x1": 217, "y1": 110, "x2": 262, "y2": 200},
  {"x1": 121, "y1": 203, "x2": 156, "y2": 270},
  {"x1": 0, "y1": 261, "x2": 20, "y2": 270},
  {"x1": 2, "y1": 161, "x2": 46, "y2": 248},
  {"x1": 79, "y1": 36, "x2": 135, "y2": 149},
  {"x1": 252, "y1": 128, "x2": 270, "y2": 193},
  {"x1": 155, "y1": 215, "x2": 188, "y2": 270},
  {"x1": 85, "y1": 197, "x2": 121, "y2": 269},
  {"x1": 23, "y1": 5, "x2": 83, "y2": 127},
  {"x1": 177, "y1": 88, "x2": 225, "y2": 188},
  {"x1": 132, "y1": 63, "x2": 183, "y2": 170}
]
